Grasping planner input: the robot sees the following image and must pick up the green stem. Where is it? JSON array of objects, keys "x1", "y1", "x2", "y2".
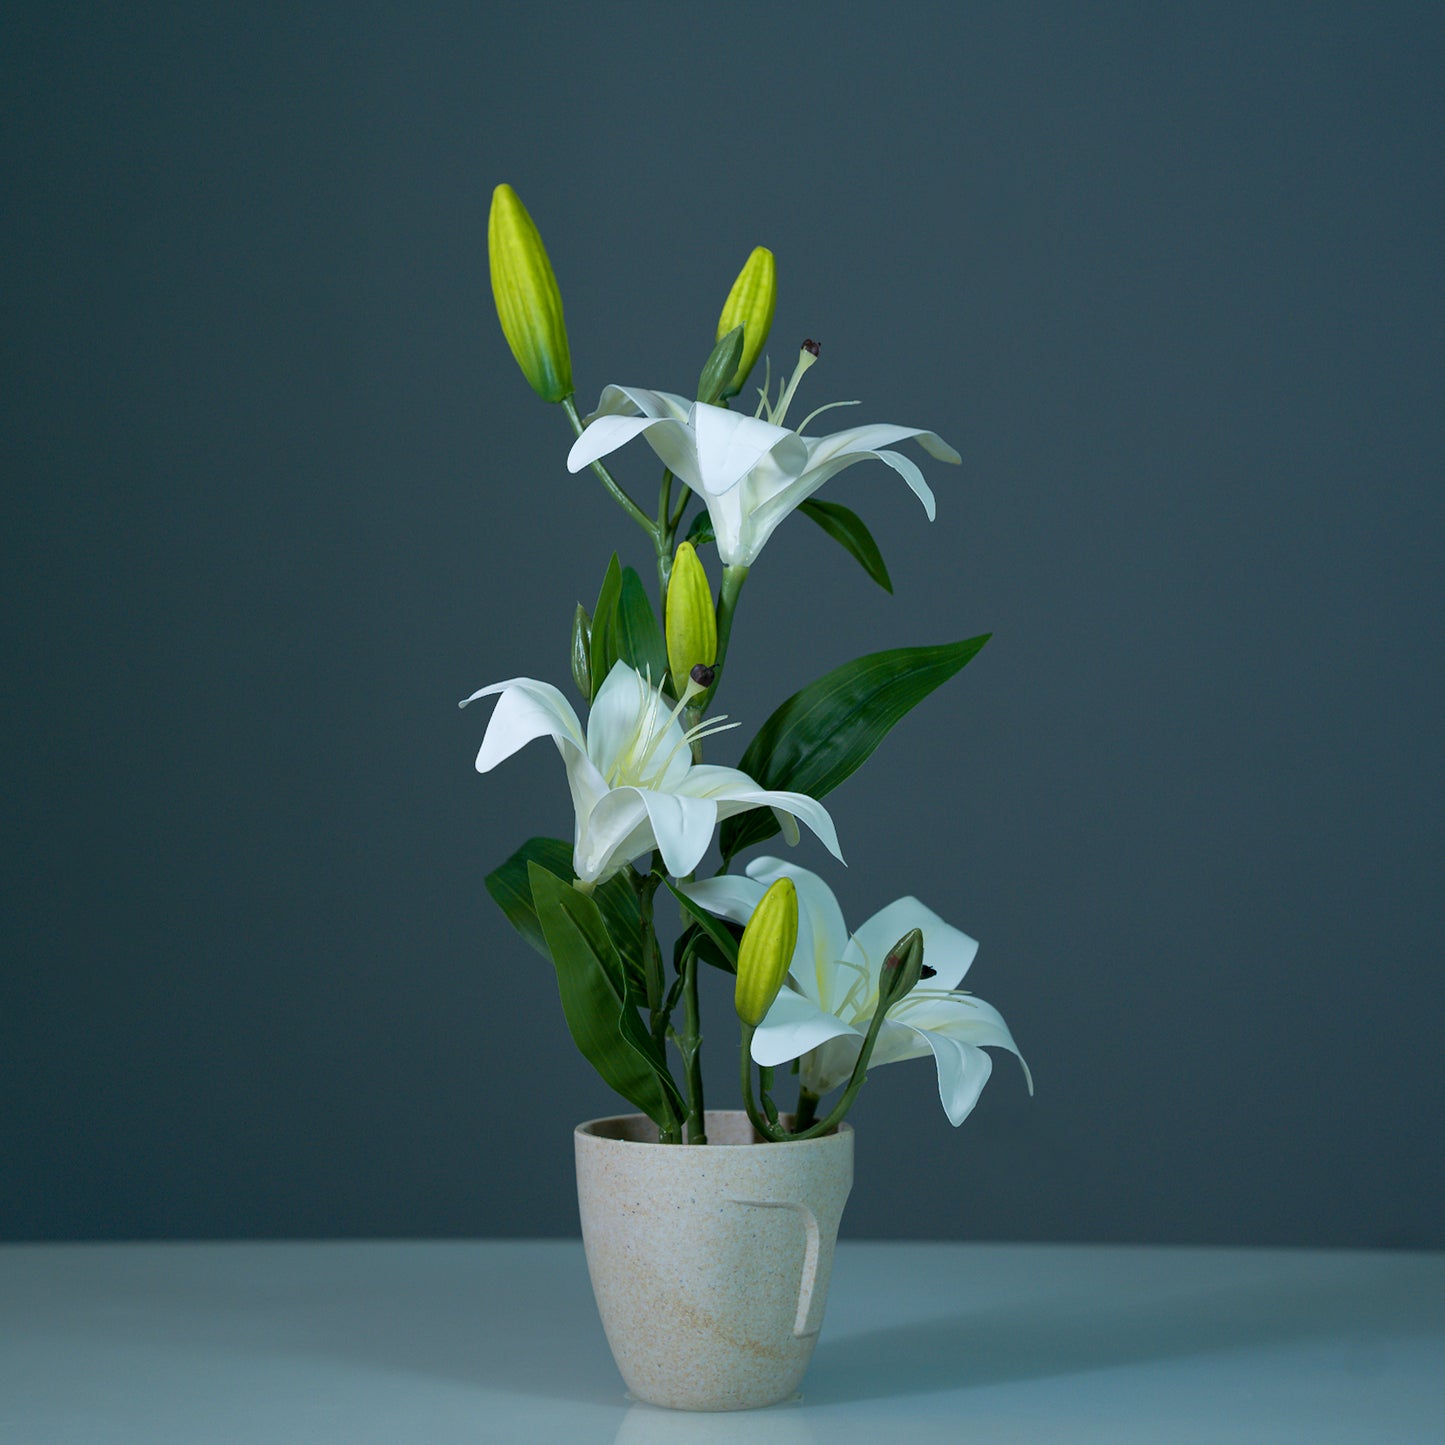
[
  {"x1": 668, "y1": 479, "x2": 692, "y2": 534},
  {"x1": 562, "y1": 396, "x2": 657, "y2": 539},
  {"x1": 637, "y1": 862, "x2": 666, "y2": 1044},
  {"x1": 783, "y1": 999, "x2": 891, "y2": 1141},
  {"x1": 655, "y1": 467, "x2": 676, "y2": 600},
  {"x1": 680, "y1": 944, "x2": 706, "y2": 1143},
  {"x1": 658, "y1": 468, "x2": 675, "y2": 540},
  {"x1": 702, "y1": 563, "x2": 749, "y2": 709},
  {"x1": 793, "y1": 1086, "x2": 821, "y2": 1133},
  {"x1": 740, "y1": 1025, "x2": 785, "y2": 1141}
]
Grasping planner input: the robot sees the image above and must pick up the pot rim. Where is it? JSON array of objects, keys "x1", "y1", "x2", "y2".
[{"x1": 575, "y1": 1109, "x2": 853, "y2": 1149}]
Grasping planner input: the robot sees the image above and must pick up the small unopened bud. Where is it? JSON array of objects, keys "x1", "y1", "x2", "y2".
[
  {"x1": 665, "y1": 542, "x2": 717, "y2": 698},
  {"x1": 697, "y1": 327, "x2": 745, "y2": 407},
  {"x1": 570, "y1": 603, "x2": 592, "y2": 699},
  {"x1": 715, "y1": 247, "x2": 776, "y2": 400},
  {"x1": 735, "y1": 878, "x2": 799, "y2": 1027},
  {"x1": 878, "y1": 928, "x2": 926, "y2": 1007},
  {"x1": 488, "y1": 184, "x2": 573, "y2": 403}
]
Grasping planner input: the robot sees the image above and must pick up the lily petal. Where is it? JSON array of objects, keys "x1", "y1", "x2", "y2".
[
  {"x1": 744, "y1": 858, "x2": 852, "y2": 1006},
  {"x1": 679, "y1": 873, "x2": 767, "y2": 927},
  {"x1": 752, "y1": 987, "x2": 861, "y2": 1068},
  {"x1": 802, "y1": 422, "x2": 960, "y2": 467},
  {"x1": 921, "y1": 1030, "x2": 994, "y2": 1127},
  {"x1": 587, "y1": 385, "x2": 693, "y2": 424},
  {"x1": 586, "y1": 661, "x2": 682, "y2": 776},
  {"x1": 846, "y1": 897, "x2": 979, "y2": 991},
  {"x1": 681, "y1": 765, "x2": 844, "y2": 863},
  {"x1": 460, "y1": 677, "x2": 587, "y2": 773},
  {"x1": 894, "y1": 992, "x2": 1033, "y2": 1093},
  {"x1": 691, "y1": 404, "x2": 808, "y2": 496},
  {"x1": 586, "y1": 784, "x2": 717, "y2": 880},
  {"x1": 567, "y1": 414, "x2": 691, "y2": 478}
]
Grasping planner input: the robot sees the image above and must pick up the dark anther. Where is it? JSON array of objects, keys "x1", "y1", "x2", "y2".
[
  {"x1": 920, "y1": 965, "x2": 937, "y2": 980},
  {"x1": 802, "y1": 338, "x2": 821, "y2": 356},
  {"x1": 690, "y1": 663, "x2": 717, "y2": 688}
]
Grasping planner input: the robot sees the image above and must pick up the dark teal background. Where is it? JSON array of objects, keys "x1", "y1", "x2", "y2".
[{"x1": 4, "y1": 3, "x2": 1441, "y2": 1245}]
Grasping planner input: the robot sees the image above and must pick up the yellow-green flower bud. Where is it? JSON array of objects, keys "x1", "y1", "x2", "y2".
[
  {"x1": 715, "y1": 246, "x2": 776, "y2": 400},
  {"x1": 665, "y1": 541, "x2": 717, "y2": 698},
  {"x1": 488, "y1": 183, "x2": 573, "y2": 403},
  {"x1": 735, "y1": 877, "x2": 798, "y2": 1027}
]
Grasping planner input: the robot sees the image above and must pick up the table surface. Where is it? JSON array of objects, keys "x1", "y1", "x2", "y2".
[{"x1": 2, "y1": 1239, "x2": 1442, "y2": 1443}]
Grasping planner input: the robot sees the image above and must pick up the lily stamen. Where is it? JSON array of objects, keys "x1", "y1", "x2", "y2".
[
  {"x1": 752, "y1": 355, "x2": 773, "y2": 420},
  {"x1": 767, "y1": 342, "x2": 820, "y2": 429},
  {"x1": 652, "y1": 715, "x2": 741, "y2": 780},
  {"x1": 795, "y1": 398, "x2": 860, "y2": 435}
]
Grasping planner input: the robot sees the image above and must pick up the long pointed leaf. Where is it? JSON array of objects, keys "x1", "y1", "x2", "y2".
[
  {"x1": 484, "y1": 837, "x2": 645, "y2": 989},
  {"x1": 661, "y1": 877, "x2": 741, "y2": 971},
  {"x1": 614, "y1": 565, "x2": 668, "y2": 686},
  {"x1": 589, "y1": 554, "x2": 623, "y2": 700},
  {"x1": 799, "y1": 498, "x2": 893, "y2": 592},
  {"x1": 673, "y1": 921, "x2": 742, "y2": 977},
  {"x1": 484, "y1": 837, "x2": 574, "y2": 957},
  {"x1": 529, "y1": 865, "x2": 683, "y2": 1126},
  {"x1": 720, "y1": 636, "x2": 991, "y2": 860}
]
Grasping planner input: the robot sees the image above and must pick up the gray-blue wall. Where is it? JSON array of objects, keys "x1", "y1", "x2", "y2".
[{"x1": 4, "y1": 3, "x2": 1441, "y2": 1247}]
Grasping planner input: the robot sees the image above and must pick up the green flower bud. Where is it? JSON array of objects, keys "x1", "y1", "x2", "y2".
[
  {"x1": 488, "y1": 184, "x2": 573, "y2": 403},
  {"x1": 877, "y1": 928, "x2": 927, "y2": 1008},
  {"x1": 571, "y1": 603, "x2": 592, "y2": 700},
  {"x1": 697, "y1": 326, "x2": 745, "y2": 407},
  {"x1": 735, "y1": 877, "x2": 799, "y2": 1027},
  {"x1": 665, "y1": 541, "x2": 717, "y2": 698},
  {"x1": 715, "y1": 246, "x2": 776, "y2": 400}
]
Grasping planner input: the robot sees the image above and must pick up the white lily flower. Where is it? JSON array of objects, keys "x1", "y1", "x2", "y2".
[
  {"x1": 460, "y1": 663, "x2": 843, "y2": 888},
  {"x1": 565, "y1": 345, "x2": 961, "y2": 566},
  {"x1": 683, "y1": 858, "x2": 1030, "y2": 1126}
]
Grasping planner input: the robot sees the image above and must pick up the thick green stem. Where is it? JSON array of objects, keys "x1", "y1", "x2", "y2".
[
  {"x1": 784, "y1": 999, "x2": 891, "y2": 1141},
  {"x1": 562, "y1": 396, "x2": 657, "y2": 539},
  {"x1": 793, "y1": 1086, "x2": 821, "y2": 1133},
  {"x1": 637, "y1": 862, "x2": 666, "y2": 1044},
  {"x1": 702, "y1": 563, "x2": 749, "y2": 709},
  {"x1": 668, "y1": 479, "x2": 692, "y2": 534},
  {"x1": 740, "y1": 1025, "x2": 783, "y2": 1140},
  {"x1": 680, "y1": 945, "x2": 706, "y2": 1143},
  {"x1": 655, "y1": 467, "x2": 677, "y2": 599}
]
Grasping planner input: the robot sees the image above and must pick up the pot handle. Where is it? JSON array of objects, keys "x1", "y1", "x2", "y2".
[{"x1": 728, "y1": 1199, "x2": 833, "y2": 1337}]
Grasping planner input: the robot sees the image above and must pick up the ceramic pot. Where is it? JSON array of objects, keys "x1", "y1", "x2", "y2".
[{"x1": 574, "y1": 1110, "x2": 854, "y2": 1411}]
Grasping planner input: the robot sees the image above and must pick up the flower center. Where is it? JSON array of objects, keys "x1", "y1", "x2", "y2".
[{"x1": 603, "y1": 670, "x2": 739, "y2": 788}]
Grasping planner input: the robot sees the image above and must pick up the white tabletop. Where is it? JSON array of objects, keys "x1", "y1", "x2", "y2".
[{"x1": 2, "y1": 1239, "x2": 1441, "y2": 1443}]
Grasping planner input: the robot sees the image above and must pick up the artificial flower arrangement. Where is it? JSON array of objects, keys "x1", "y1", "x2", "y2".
[{"x1": 466, "y1": 185, "x2": 1031, "y2": 1147}]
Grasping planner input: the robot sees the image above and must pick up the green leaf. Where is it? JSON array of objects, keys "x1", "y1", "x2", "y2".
[
  {"x1": 673, "y1": 920, "x2": 744, "y2": 977},
  {"x1": 720, "y1": 636, "x2": 991, "y2": 860},
  {"x1": 570, "y1": 603, "x2": 592, "y2": 699},
  {"x1": 484, "y1": 837, "x2": 645, "y2": 991},
  {"x1": 685, "y1": 510, "x2": 716, "y2": 548},
  {"x1": 661, "y1": 877, "x2": 741, "y2": 972},
  {"x1": 588, "y1": 554, "x2": 623, "y2": 700},
  {"x1": 485, "y1": 836, "x2": 574, "y2": 958},
  {"x1": 529, "y1": 865, "x2": 684, "y2": 1127},
  {"x1": 613, "y1": 566, "x2": 668, "y2": 687},
  {"x1": 798, "y1": 498, "x2": 893, "y2": 593}
]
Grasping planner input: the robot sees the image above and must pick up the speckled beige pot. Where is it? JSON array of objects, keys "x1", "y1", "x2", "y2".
[{"x1": 575, "y1": 1110, "x2": 853, "y2": 1412}]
